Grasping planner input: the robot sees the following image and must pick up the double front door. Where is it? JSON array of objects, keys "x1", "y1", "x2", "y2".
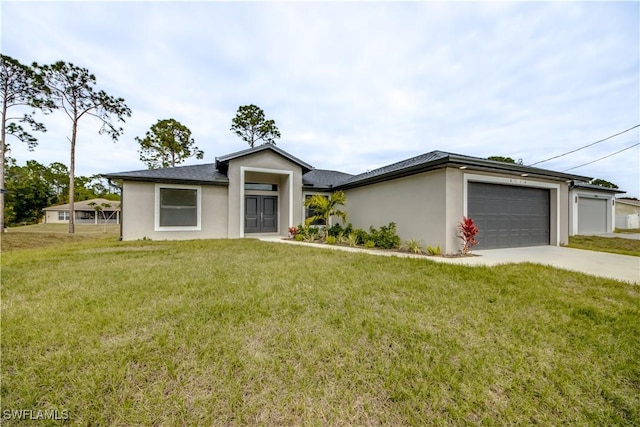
[{"x1": 245, "y1": 196, "x2": 278, "y2": 233}]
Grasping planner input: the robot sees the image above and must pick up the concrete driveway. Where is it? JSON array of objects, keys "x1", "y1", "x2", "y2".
[
  {"x1": 431, "y1": 246, "x2": 640, "y2": 284},
  {"x1": 261, "y1": 237, "x2": 639, "y2": 284}
]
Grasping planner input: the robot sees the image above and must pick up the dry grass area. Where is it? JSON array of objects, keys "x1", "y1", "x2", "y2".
[{"x1": 0, "y1": 223, "x2": 119, "y2": 252}]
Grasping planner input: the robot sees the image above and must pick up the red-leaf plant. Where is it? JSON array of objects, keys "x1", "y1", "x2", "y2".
[
  {"x1": 458, "y1": 216, "x2": 479, "y2": 254},
  {"x1": 288, "y1": 226, "x2": 299, "y2": 238}
]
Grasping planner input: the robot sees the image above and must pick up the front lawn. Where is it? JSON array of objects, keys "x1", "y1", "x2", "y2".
[
  {"x1": 568, "y1": 235, "x2": 640, "y2": 257},
  {"x1": 1, "y1": 238, "x2": 638, "y2": 425}
]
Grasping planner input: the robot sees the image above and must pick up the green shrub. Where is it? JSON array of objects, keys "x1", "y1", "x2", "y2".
[
  {"x1": 404, "y1": 239, "x2": 423, "y2": 254},
  {"x1": 347, "y1": 233, "x2": 359, "y2": 247},
  {"x1": 326, "y1": 236, "x2": 337, "y2": 245},
  {"x1": 364, "y1": 240, "x2": 376, "y2": 249},
  {"x1": 427, "y1": 244, "x2": 441, "y2": 255},
  {"x1": 294, "y1": 234, "x2": 305, "y2": 242},
  {"x1": 352, "y1": 228, "x2": 368, "y2": 245},
  {"x1": 368, "y1": 222, "x2": 401, "y2": 249}
]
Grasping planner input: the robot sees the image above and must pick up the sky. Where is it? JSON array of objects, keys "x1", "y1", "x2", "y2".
[{"x1": 2, "y1": 1, "x2": 639, "y2": 197}]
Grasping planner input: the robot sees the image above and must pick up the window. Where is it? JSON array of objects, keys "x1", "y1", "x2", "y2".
[
  {"x1": 58, "y1": 211, "x2": 69, "y2": 221},
  {"x1": 305, "y1": 194, "x2": 327, "y2": 226},
  {"x1": 155, "y1": 184, "x2": 201, "y2": 230},
  {"x1": 245, "y1": 183, "x2": 278, "y2": 191}
]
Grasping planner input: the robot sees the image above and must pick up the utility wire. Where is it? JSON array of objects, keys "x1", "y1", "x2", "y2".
[
  {"x1": 528, "y1": 124, "x2": 640, "y2": 166},
  {"x1": 563, "y1": 142, "x2": 640, "y2": 171}
]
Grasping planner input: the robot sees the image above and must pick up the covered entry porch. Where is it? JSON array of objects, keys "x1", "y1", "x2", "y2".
[{"x1": 238, "y1": 167, "x2": 295, "y2": 237}]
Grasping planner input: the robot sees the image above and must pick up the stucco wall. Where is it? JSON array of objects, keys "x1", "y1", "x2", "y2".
[
  {"x1": 616, "y1": 201, "x2": 640, "y2": 216},
  {"x1": 121, "y1": 181, "x2": 228, "y2": 241},
  {"x1": 227, "y1": 150, "x2": 303, "y2": 237},
  {"x1": 344, "y1": 169, "x2": 450, "y2": 251},
  {"x1": 345, "y1": 168, "x2": 570, "y2": 253}
]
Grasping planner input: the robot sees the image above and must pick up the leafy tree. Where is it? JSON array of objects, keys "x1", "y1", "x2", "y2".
[
  {"x1": 230, "y1": 104, "x2": 281, "y2": 148},
  {"x1": 136, "y1": 118, "x2": 203, "y2": 169},
  {"x1": 44, "y1": 162, "x2": 70, "y2": 201},
  {"x1": 88, "y1": 201, "x2": 116, "y2": 232},
  {"x1": 3, "y1": 160, "x2": 55, "y2": 225},
  {"x1": 487, "y1": 156, "x2": 516, "y2": 164},
  {"x1": 304, "y1": 190, "x2": 347, "y2": 239},
  {"x1": 0, "y1": 54, "x2": 53, "y2": 229},
  {"x1": 589, "y1": 178, "x2": 618, "y2": 189},
  {"x1": 35, "y1": 61, "x2": 131, "y2": 233}
]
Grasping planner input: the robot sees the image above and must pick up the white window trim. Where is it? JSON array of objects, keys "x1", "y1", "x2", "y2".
[
  {"x1": 463, "y1": 173, "x2": 561, "y2": 246},
  {"x1": 239, "y1": 166, "x2": 292, "y2": 237},
  {"x1": 155, "y1": 183, "x2": 202, "y2": 231}
]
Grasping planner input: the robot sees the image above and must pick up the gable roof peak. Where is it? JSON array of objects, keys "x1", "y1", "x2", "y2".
[{"x1": 215, "y1": 143, "x2": 313, "y2": 172}]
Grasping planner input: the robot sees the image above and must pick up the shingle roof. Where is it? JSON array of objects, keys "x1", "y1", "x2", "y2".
[
  {"x1": 338, "y1": 150, "x2": 592, "y2": 189},
  {"x1": 103, "y1": 163, "x2": 228, "y2": 185},
  {"x1": 302, "y1": 169, "x2": 354, "y2": 189},
  {"x1": 343, "y1": 151, "x2": 449, "y2": 186},
  {"x1": 44, "y1": 198, "x2": 121, "y2": 211}
]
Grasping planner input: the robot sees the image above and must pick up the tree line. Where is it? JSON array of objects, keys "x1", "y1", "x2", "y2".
[
  {"x1": 3, "y1": 158, "x2": 119, "y2": 226},
  {"x1": 1, "y1": 53, "x2": 281, "y2": 232}
]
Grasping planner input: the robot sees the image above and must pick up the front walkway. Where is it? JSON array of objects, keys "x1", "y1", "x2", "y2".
[{"x1": 258, "y1": 237, "x2": 639, "y2": 285}]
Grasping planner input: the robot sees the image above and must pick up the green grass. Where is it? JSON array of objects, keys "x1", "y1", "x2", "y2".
[
  {"x1": 2, "y1": 237, "x2": 639, "y2": 425},
  {"x1": 567, "y1": 235, "x2": 640, "y2": 257}
]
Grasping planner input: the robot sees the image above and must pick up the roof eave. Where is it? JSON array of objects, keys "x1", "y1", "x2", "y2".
[{"x1": 102, "y1": 174, "x2": 229, "y2": 186}]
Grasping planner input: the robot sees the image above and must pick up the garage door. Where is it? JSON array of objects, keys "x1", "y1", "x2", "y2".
[
  {"x1": 578, "y1": 197, "x2": 607, "y2": 234},
  {"x1": 468, "y1": 182, "x2": 550, "y2": 249}
]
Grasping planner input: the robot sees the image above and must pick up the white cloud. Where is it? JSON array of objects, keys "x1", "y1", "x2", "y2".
[{"x1": 2, "y1": 1, "x2": 638, "y2": 196}]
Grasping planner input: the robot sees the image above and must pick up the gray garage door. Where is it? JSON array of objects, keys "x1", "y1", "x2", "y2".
[
  {"x1": 468, "y1": 182, "x2": 550, "y2": 249},
  {"x1": 577, "y1": 197, "x2": 607, "y2": 234}
]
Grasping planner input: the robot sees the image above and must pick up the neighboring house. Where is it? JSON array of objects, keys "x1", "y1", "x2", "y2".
[
  {"x1": 568, "y1": 183, "x2": 625, "y2": 235},
  {"x1": 104, "y1": 144, "x2": 605, "y2": 253},
  {"x1": 614, "y1": 198, "x2": 640, "y2": 229},
  {"x1": 43, "y1": 198, "x2": 121, "y2": 225}
]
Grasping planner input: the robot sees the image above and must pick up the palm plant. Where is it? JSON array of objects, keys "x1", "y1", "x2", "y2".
[{"x1": 304, "y1": 190, "x2": 347, "y2": 239}]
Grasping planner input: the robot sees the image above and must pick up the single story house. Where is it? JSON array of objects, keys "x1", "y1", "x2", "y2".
[
  {"x1": 568, "y1": 182, "x2": 625, "y2": 235},
  {"x1": 614, "y1": 198, "x2": 640, "y2": 229},
  {"x1": 43, "y1": 198, "x2": 121, "y2": 225},
  {"x1": 104, "y1": 144, "x2": 616, "y2": 253}
]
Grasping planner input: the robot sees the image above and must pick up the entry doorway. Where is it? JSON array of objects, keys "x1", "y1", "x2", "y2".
[{"x1": 245, "y1": 196, "x2": 278, "y2": 233}]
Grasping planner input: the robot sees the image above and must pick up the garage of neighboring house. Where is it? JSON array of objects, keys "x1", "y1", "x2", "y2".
[
  {"x1": 468, "y1": 182, "x2": 551, "y2": 249},
  {"x1": 577, "y1": 197, "x2": 608, "y2": 234},
  {"x1": 569, "y1": 182, "x2": 624, "y2": 236}
]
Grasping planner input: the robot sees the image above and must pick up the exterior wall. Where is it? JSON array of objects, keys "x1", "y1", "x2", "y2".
[
  {"x1": 569, "y1": 188, "x2": 616, "y2": 235},
  {"x1": 616, "y1": 201, "x2": 640, "y2": 216},
  {"x1": 461, "y1": 170, "x2": 568, "y2": 246},
  {"x1": 227, "y1": 150, "x2": 303, "y2": 238},
  {"x1": 344, "y1": 169, "x2": 449, "y2": 252},
  {"x1": 615, "y1": 201, "x2": 640, "y2": 229},
  {"x1": 121, "y1": 181, "x2": 228, "y2": 240},
  {"x1": 45, "y1": 211, "x2": 66, "y2": 224},
  {"x1": 44, "y1": 210, "x2": 119, "y2": 224}
]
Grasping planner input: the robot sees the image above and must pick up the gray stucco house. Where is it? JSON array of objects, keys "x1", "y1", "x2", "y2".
[{"x1": 104, "y1": 144, "x2": 616, "y2": 253}]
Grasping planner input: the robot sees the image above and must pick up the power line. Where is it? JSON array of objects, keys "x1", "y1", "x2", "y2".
[
  {"x1": 563, "y1": 142, "x2": 640, "y2": 171},
  {"x1": 528, "y1": 124, "x2": 640, "y2": 166}
]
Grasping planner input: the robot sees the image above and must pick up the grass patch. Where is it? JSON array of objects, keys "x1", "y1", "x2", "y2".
[
  {"x1": 0, "y1": 223, "x2": 119, "y2": 252},
  {"x1": 616, "y1": 228, "x2": 640, "y2": 234},
  {"x1": 2, "y1": 237, "x2": 639, "y2": 425},
  {"x1": 567, "y1": 235, "x2": 640, "y2": 257}
]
